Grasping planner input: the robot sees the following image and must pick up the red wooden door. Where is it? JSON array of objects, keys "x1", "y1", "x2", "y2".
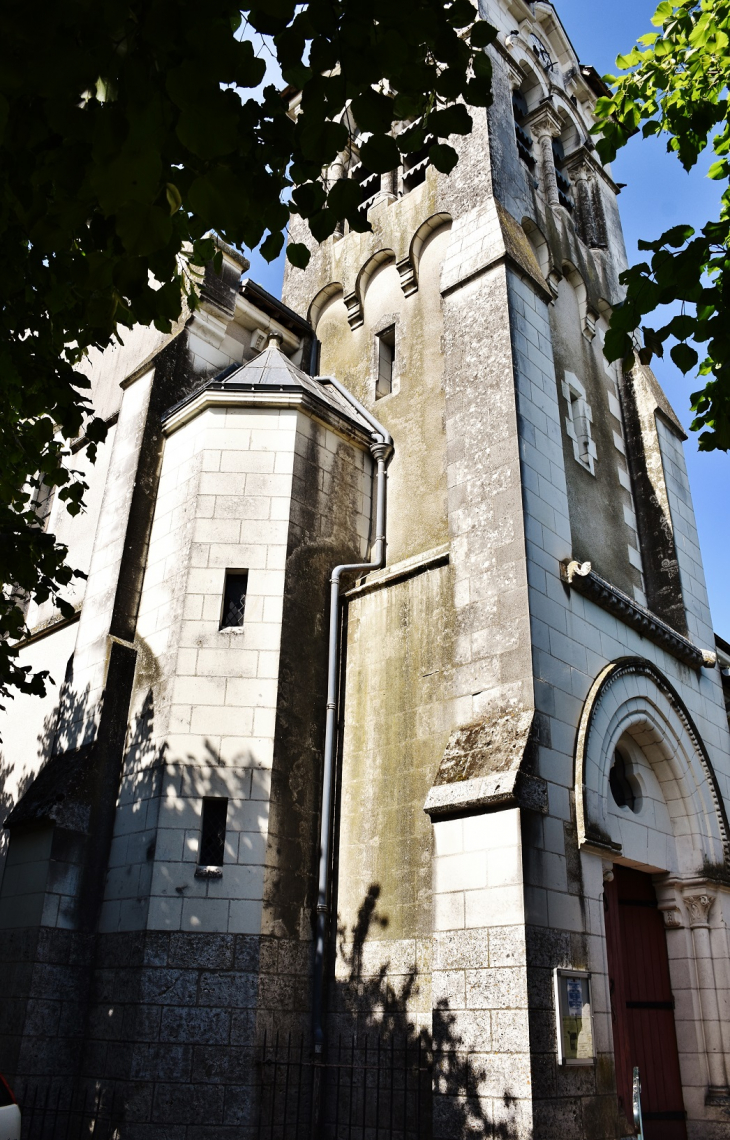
[{"x1": 604, "y1": 866, "x2": 687, "y2": 1140}]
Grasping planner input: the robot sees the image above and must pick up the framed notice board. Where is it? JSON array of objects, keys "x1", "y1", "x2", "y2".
[{"x1": 554, "y1": 968, "x2": 596, "y2": 1066}]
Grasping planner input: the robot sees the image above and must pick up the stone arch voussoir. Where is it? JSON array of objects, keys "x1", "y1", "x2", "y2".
[{"x1": 575, "y1": 657, "x2": 730, "y2": 872}]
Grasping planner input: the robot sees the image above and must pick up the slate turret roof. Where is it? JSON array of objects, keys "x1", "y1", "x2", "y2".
[{"x1": 163, "y1": 339, "x2": 371, "y2": 436}]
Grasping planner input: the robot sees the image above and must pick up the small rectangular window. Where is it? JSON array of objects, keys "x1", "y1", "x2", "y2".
[
  {"x1": 199, "y1": 798, "x2": 228, "y2": 867},
  {"x1": 220, "y1": 570, "x2": 248, "y2": 629},
  {"x1": 376, "y1": 326, "x2": 395, "y2": 398}
]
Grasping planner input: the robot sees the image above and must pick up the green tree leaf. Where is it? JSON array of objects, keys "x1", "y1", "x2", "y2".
[
  {"x1": 287, "y1": 242, "x2": 311, "y2": 268},
  {"x1": 428, "y1": 142, "x2": 459, "y2": 173},
  {"x1": 0, "y1": 0, "x2": 496, "y2": 710},
  {"x1": 359, "y1": 134, "x2": 401, "y2": 174},
  {"x1": 671, "y1": 342, "x2": 700, "y2": 373}
]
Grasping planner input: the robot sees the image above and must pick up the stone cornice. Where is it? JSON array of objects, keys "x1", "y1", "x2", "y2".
[
  {"x1": 561, "y1": 560, "x2": 717, "y2": 671},
  {"x1": 345, "y1": 544, "x2": 450, "y2": 601},
  {"x1": 161, "y1": 385, "x2": 372, "y2": 450}
]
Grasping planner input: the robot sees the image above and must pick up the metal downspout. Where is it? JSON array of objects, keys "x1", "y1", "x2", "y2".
[{"x1": 312, "y1": 377, "x2": 392, "y2": 1056}]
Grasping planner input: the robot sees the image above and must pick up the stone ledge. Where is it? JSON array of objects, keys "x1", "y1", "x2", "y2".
[
  {"x1": 345, "y1": 543, "x2": 450, "y2": 600},
  {"x1": 561, "y1": 560, "x2": 717, "y2": 671},
  {"x1": 424, "y1": 771, "x2": 547, "y2": 819}
]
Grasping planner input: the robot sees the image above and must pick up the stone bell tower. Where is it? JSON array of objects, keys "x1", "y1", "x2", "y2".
[
  {"x1": 1, "y1": 2, "x2": 730, "y2": 1139},
  {"x1": 280, "y1": 2, "x2": 730, "y2": 1138}
]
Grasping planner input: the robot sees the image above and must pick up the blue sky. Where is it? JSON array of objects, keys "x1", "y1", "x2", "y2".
[{"x1": 245, "y1": 1, "x2": 729, "y2": 638}]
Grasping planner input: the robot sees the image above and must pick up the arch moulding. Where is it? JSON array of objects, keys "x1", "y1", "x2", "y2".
[{"x1": 574, "y1": 657, "x2": 730, "y2": 870}]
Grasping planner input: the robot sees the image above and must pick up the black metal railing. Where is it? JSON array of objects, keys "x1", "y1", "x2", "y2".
[
  {"x1": 14, "y1": 1034, "x2": 433, "y2": 1139},
  {"x1": 258, "y1": 1033, "x2": 432, "y2": 1140},
  {"x1": 15, "y1": 1081, "x2": 122, "y2": 1139}
]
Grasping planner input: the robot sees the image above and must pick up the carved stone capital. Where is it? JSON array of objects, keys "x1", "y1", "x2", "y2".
[
  {"x1": 523, "y1": 103, "x2": 562, "y2": 140},
  {"x1": 683, "y1": 892, "x2": 715, "y2": 928},
  {"x1": 661, "y1": 907, "x2": 684, "y2": 930},
  {"x1": 562, "y1": 143, "x2": 622, "y2": 195}
]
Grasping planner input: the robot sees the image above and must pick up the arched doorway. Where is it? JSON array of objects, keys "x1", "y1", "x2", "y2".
[{"x1": 574, "y1": 658, "x2": 730, "y2": 1134}]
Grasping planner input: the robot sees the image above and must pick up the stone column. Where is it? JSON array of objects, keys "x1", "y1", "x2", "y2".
[
  {"x1": 380, "y1": 168, "x2": 398, "y2": 204},
  {"x1": 326, "y1": 150, "x2": 348, "y2": 238},
  {"x1": 683, "y1": 888, "x2": 730, "y2": 1098},
  {"x1": 525, "y1": 106, "x2": 562, "y2": 209}
]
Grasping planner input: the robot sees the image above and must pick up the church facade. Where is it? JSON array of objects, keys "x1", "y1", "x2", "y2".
[{"x1": 2, "y1": 2, "x2": 730, "y2": 1137}]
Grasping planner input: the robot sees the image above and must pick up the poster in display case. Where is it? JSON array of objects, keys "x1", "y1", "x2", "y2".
[{"x1": 553, "y1": 968, "x2": 596, "y2": 1066}]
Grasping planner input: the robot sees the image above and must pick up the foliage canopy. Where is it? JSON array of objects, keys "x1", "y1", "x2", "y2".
[
  {"x1": 594, "y1": 0, "x2": 730, "y2": 452},
  {"x1": 0, "y1": 0, "x2": 495, "y2": 708}
]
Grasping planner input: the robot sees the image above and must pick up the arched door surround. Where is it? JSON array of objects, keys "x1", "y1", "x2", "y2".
[{"x1": 574, "y1": 657, "x2": 730, "y2": 873}]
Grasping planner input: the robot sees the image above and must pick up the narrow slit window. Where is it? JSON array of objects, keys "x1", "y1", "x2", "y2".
[
  {"x1": 199, "y1": 798, "x2": 228, "y2": 866},
  {"x1": 376, "y1": 326, "x2": 395, "y2": 398},
  {"x1": 220, "y1": 570, "x2": 248, "y2": 630}
]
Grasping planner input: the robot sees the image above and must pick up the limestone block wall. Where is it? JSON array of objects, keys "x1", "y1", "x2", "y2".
[
  {"x1": 331, "y1": 556, "x2": 453, "y2": 1044},
  {"x1": 656, "y1": 416, "x2": 717, "y2": 654},
  {"x1": 101, "y1": 402, "x2": 371, "y2": 939},
  {"x1": 510, "y1": 256, "x2": 730, "y2": 1135},
  {"x1": 441, "y1": 260, "x2": 534, "y2": 720},
  {"x1": 0, "y1": 621, "x2": 79, "y2": 876},
  {"x1": 58, "y1": 368, "x2": 156, "y2": 751},
  {"x1": 430, "y1": 808, "x2": 532, "y2": 1137}
]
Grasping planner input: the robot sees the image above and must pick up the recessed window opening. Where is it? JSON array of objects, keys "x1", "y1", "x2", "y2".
[
  {"x1": 199, "y1": 797, "x2": 228, "y2": 866},
  {"x1": 609, "y1": 749, "x2": 641, "y2": 814},
  {"x1": 552, "y1": 138, "x2": 574, "y2": 212},
  {"x1": 402, "y1": 141, "x2": 433, "y2": 195},
  {"x1": 376, "y1": 326, "x2": 395, "y2": 398},
  {"x1": 32, "y1": 476, "x2": 55, "y2": 529},
  {"x1": 570, "y1": 392, "x2": 592, "y2": 466},
  {"x1": 512, "y1": 89, "x2": 535, "y2": 169},
  {"x1": 563, "y1": 374, "x2": 596, "y2": 475},
  {"x1": 220, "y1": 570, "x2": 248, "y2": 630},
  {"x1": 350, "y1": 159, "x2": 380, "y2": 218}
]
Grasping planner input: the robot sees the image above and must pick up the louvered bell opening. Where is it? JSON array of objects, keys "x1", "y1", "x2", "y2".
[
  {"x1": 402, "y1": 138, "x2": 433, "y2": 193},
  {"x1": 220, "y1": 570, "x2": 248, "y2": 630},
  {"x1": 199, "y1": 798, "x2": 228, "y2": 867},
  {"x1": 552, "y1": 140, "x2": 575, "y2": 211},
  {"x1": 351, "y1": 161, "x2": 380, "y2": 218}
]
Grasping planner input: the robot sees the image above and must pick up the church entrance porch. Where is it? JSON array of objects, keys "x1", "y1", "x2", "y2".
[{"x1": 604, "y1": 865, "x2": 687, "y2": 1139}]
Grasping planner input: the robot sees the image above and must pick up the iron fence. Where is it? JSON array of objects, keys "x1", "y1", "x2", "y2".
[
  {"x1": 258, "y1": 1032, "x2": 433, "y2": 1140},
  {"x1": 13, "y1": 1033, "x2": 433, "y2": 1139},
  {"x1": 15, "y1": 1081, "x2": 121, "y2": 1140}
]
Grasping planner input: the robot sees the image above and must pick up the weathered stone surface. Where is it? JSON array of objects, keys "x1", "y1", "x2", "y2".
[{"x1": 1, "y1": 6, "x2": 730, "y2": 1140}]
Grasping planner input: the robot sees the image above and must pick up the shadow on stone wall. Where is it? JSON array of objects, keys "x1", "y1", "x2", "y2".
[
  {"x1": 0, "y1": 656, "x2": 90, "y2": 865},
  {"x1": 321, "y1": 883, "x2": 525, "y2": 1140},
  {"x1": 6, "y1": 881, "x2": 529, "y2": 1139}
]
